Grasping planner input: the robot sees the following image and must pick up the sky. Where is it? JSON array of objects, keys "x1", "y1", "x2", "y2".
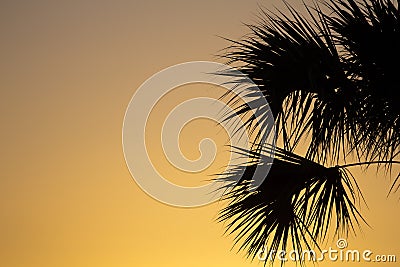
[{"x1": 0, "y1": 0, "x2": 399, "y2": 266}]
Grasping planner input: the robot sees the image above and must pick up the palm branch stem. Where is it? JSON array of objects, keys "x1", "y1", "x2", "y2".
[{"x1": 339, "y1": 161, "x2": 400, "y2": 169}]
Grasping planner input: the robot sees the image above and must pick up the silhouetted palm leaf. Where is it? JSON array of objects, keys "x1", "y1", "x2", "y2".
[
  {"x1": 325, "y1": 0, "x2": 400, "y2": 162},
  {"x1": 218, "y1": 145, "x2": 364, "y2": 262},
  {"x1": 219, "y1": 1, "x2": 363, "y2": 164},
  {"x1": 220, "y1": 0, "x2": 400, "y2": 164}
]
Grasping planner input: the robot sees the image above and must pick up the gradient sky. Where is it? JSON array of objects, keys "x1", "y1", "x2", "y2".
[{"x1": 1, "y1": 1, "x2": 399, "y2": 266}]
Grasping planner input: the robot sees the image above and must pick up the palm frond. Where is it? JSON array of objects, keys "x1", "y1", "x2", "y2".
[
  {"x1": 324, "y1": 0, "x2": 400, "y2": 162},
  {"x1": 217, "y1": 145, "x2": 364, "y2": 263},
  {"x1": 219, "y1": 0, "x2": 400, "y2": 165},
  {"x1": 219, "y1": 1, "x2": 365, "y2": 164}
]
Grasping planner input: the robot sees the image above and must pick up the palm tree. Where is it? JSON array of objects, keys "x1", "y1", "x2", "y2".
[{"x1": 217, "y1": 0, "x2": 400, "y2": 263}]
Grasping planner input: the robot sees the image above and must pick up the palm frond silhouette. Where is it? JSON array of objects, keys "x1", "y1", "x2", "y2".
[
  {"x1": 218, "y1": 145, "x2": 364, "y2": 261},
  {"x1": 217, "y1": 0, "x2": 400, "y2": 263}
]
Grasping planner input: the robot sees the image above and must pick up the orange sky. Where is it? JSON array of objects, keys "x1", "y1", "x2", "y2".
[{"x1": 0, "y1": 1, "x2": 399, "y2": 266}]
